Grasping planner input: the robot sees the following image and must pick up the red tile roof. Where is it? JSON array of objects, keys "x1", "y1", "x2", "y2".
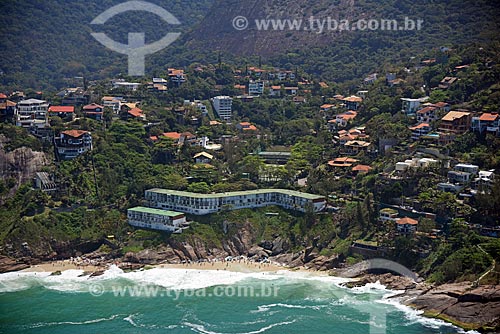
[
  {"x1": 0, "y1": 93, "x2": 7, "y2": 99},
  {"x1": 409, "y1": 123, "x2": 430, "y2": 130},
  {"x1": 479, "y1": 113, "x2": 499, "y2": 122},
  {"x1": 328, "y1": 157, "x2": 359, "y2": 167},
  {"x1": 61, "y1": 130, "x2": 89, "y2": 138},
  {"x1": 83, "y1": 103, "x2": 104, "y2": 110},
  {"x1": 49, "y1": 106, "x2": 75, "y2": 113},
  {"x1": 337, "y1": 111, "x2": 358, "y2": 121},
  {"x1": 416, "y1": 106, "x2": 436, "y2": 114},
  {"x1": 433, "y1": 102, "x2": 449, "y2": 108},
  {"x1": 396, "y1": 217, "x2": 418, "y2": 225},
  {"x1": 163, "y1": 132, "x2": 181, "y2": 140},
  {"x1": 127, "y1": 107, "x2": 143, "y2": 118},
  {"x1": 352, "y1": 164, "x2": 372, "y2": 172},
  {"x1": 343, "y1": 95, "x2": 363, "y2": 103}
]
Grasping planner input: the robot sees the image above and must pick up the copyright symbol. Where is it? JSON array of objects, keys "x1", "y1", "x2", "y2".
[
  {"x1": 89, "y1": 283, "x2": 105, "y2": 297},
  {"x1": 232, "y1": 16, "x2": 249, "y2": 31}
]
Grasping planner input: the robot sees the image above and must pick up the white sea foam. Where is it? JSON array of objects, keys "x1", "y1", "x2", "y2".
[
  {"x1": 183, "y1": 320, "x2": 296, "y2": 334},
  {"x1": 0, "y1": 265, "x2": 356, "y2": 294},
  {"x1": 26, "y1": 314, "x2": 121, "y2": 329},
  {"x1": 123, "y1": 313, "x2": 179, "y2": 330},
  {"x1": 253, "y1": 302, "x2": 325, "y2": 313}
]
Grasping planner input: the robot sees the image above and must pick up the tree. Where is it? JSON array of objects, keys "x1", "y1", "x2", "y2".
[
  {"x1": 238, "y1": 155, "x2": 264, "y2": 182},
  {"x1": 187, "y1": 182, "x2": 211, "y2": 194},
  {"x1": 419, "y1": 218, "x2": 436, "y2": 234},
  {"x1": 160, "y1": 174, "x2": 188, "y2": 190}
]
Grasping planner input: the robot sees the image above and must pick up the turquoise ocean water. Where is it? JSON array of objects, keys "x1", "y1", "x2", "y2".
[{"x1": 0, "y1": 266, "x2": 474, "y2": 334}]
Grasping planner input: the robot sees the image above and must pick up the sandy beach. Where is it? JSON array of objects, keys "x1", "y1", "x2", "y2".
[
  {"x1": 20, "y1": 258, "x2": 317, "y2": 275},
  {"x1": 22, "y1": 260, "x2": 102, "y2": 273}
]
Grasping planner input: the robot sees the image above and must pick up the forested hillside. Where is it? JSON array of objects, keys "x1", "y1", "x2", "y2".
[
  {"x1": 1, "y1": 0, "x2": 499, "y2": 90},
  {"x1": 0, "y1": 0, "x2": 215, "y2": 90}
]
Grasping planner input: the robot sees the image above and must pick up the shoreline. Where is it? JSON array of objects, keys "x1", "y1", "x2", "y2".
[
  {"x1": 10, "y1": 259, "x2": 499, "y2": 332},
  {"x1": 20, "y1": 257, "x2": 317, "y2": 275}
]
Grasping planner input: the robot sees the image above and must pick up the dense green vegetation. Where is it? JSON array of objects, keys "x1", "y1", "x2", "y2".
[{"x1": 2, "y1": 1, "x2": 500, "y2": 91}]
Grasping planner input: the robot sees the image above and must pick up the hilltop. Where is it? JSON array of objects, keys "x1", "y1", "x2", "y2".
[{"x1": 1, "y1": 1, "x2": 500, "y2": 89}]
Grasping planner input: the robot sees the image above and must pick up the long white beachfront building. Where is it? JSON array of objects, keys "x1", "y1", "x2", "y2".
[
  {"x1": 145, "y1": 188, "x2": 327, "y2": 215},
  {"x1": 127, "y1": 206, "x2": 187, "y2": 232}
]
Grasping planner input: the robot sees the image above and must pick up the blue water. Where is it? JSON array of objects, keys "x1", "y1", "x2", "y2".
[{"x1": 0, "y1": 267, "x2": 471, "y2": 334}]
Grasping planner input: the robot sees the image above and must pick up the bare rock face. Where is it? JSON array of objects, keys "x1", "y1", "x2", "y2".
[{"x1": 0, "y1": 135, "x2": 50, "y2": 190}]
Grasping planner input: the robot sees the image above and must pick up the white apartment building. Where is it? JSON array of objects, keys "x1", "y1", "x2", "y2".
[
  {"x1": 401, "y1": 97, "x2": 429, "y2": 115},
  {"x1": 16, "y1": 99, "x2": 49, "y2": 129},
  {"x1": 112, "y1": 81, "x2": 141, "y2": 91},
  {"x1": 248, "y1": 80, "x2": 265, "y2": 95},
  {"x1": 145, "y1": 189, "x2": 326, "y2": 215},
  {"x1": 127, "y1": 207, "x2": 187, "y2": 232},
  {"x1": 212, "y1": 96, "x2": 233, "y2": 121}
]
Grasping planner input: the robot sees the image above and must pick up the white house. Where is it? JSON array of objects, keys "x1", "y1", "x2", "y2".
[
  {"x1": 127, "y1": 207, "x2": 187, "y2": 232},
  {"x1": 16, "y1": 99, "x2": 49, "y2": 129},
  {"x1": 401, "y1": 97, "x2": 429, "y2": 115},
  {"x1": 454, "y1": 163, "x2": 479, "y2": 175},
  {"x1": 112, "y1": 80, "x2": 141, "y2": 91},
  {"x1": 379, "y1": 208, "x2": 399, "y2": 221},
  {"x1": 248, "y1": 80, "x2": 265, "y2": 95}
]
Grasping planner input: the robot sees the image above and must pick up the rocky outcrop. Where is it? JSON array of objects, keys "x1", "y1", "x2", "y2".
[
  {"x1": 0, "y1": 255, "x2": 30, "y2": 273},
  {"x1": 347, "y1": 273, "x2": 418, "y2": 290},
  {"x1": 0, "y1": 135, "x2": 50, "y2": 191},
  {"x1": 407, "y1": 282, "x2": 500, "y2": 331}
]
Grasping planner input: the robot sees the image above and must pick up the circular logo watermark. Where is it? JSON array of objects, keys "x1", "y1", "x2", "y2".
[
  {"x1": 89, "y1": 283, "x2": 105, "y2": 297},
  {"x1": 90, "y1": 1, "x2": 181, "y2": 76},
  {"x1": 232, "y1": 16, "x2": 249, "y2": 31}
]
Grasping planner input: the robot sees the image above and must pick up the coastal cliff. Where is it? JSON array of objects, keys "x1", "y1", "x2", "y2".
[{"x1": 347, "y1": 273, "x2": 500, "y2": 333}]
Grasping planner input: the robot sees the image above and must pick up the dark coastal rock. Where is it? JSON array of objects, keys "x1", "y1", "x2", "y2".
[
  {"x1": 0, "y1": 255, "x2": 30, "y2": 273},
  {"x1": 408, "y1": 282, "x2": 500, "y2": 331},
  {"x1": 259, "y1": 240, "x2": 273, "y2": 251},
  {"x1": 248, "y1": 246, "x2": 270, "y2": 259},
  {"x1": 348, "y1": 273, "x2": 417, "y2": 290},
  {"x1": 271, "y1": 237, "x2": 289, "y2": 256},
  {"x1": 118, "y1": 263, "x2": 144, "y2": 271},
  {"x1": 89, "y1": 270, "x2": 105, "y2": 277}
]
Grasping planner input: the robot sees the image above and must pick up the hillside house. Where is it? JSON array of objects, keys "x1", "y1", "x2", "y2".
[
  {"x1": 343, "y1": 96, "x2": 362, "y2": 111},
  {"x1": 194, "y1": 152, "x2": 214, "y2": 164},
  {"x1": 82, "y1": 103, "x2": 104, "y2": 121},
  {"x1": 269, "y1": 85, "x2": 282, "y2": 97},
  {"x1": 409, "y1": 123, "x2": 431, "y2": 140},
  {"x1": 380, "y1": 208, "x2": 399, "y2": 221},
  {"x1": 401, "y1": 97, "x2": 429, "y2": 115},
  {"x1": 16, "y1": 99, "x2": 49, "y2": 129},
  {"x1": 471, "y1": 112, "x2": 500, "y2": 136},
  {"x1": 55, "y1": 130, "x2": 92, "y2": 160},
  {"x1": 48, "y1": 106, "x2": 75, "y2": 120},
  {"x1": 396, "y1": 217, "x2": 418, "y2": 235},
  {"x1": 439, "y1": 111, "x2": 472, "y2": 134}
]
